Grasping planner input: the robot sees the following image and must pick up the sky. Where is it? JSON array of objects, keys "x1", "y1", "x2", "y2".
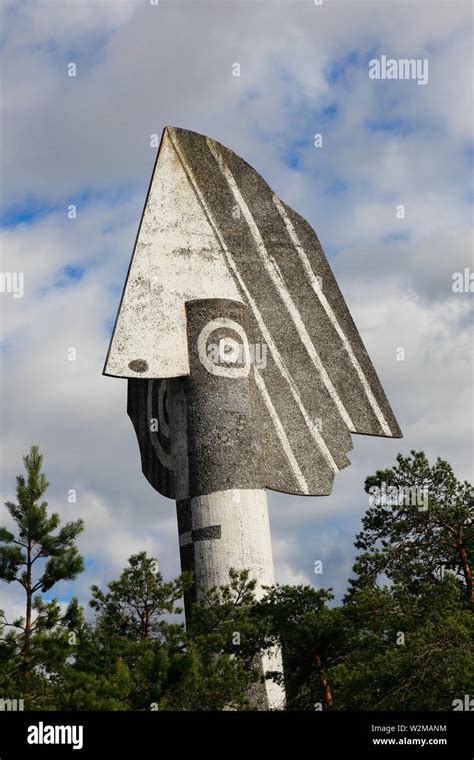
[{"x1": 0, "y1": 0, "x2": 472, "y2": 623}]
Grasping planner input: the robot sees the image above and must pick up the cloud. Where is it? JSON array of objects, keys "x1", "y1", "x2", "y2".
[{"x1": 1, "y1": 0, "x2": 472, "y2": 619}]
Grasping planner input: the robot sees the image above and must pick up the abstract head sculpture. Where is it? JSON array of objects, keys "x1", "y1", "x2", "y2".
[{"x1": 104, "y1": 126, "x2": 402, "y2": 708}]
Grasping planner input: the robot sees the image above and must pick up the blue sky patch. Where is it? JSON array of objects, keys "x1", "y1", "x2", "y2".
[
  {"x1": 63, "y1": 265, "x2": 85, "y2": 281},
  {"x1": 0, "y1": 199, "x2": 57, "y2": 227},
  {"x1": 321, "y1": 102, "x2": 339, "y2": 120},
  {"x1": 382, "y1": 230, "x2": 411, "y2": 244},
  {"x1": 365, "y1": 117, "x2": 415, "y2": 136},
  {"x1": 324, "y1": 49, "x2": 360, "y2": 84},
  {"x1": 324, "y1": 178, "x2": 347, "y2": 195}
]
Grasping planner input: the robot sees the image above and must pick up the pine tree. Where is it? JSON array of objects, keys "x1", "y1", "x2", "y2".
[
  {"x1": 89, "y1": 551, "x2": 190, "y2": 641},
  {"x1": 0, "y1": 445, "x2": 85, "y2": 701},
  {"x1": 347, "y1": 451, "x2": 473, "y2": 606}
]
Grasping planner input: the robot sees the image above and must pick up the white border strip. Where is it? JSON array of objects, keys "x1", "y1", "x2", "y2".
[
  {"x1": 254, "y1": 367, "x2": 309, "y2": 494},
  {"x1": 272, "y1": 194, "x2": 392, "y2": 436}
]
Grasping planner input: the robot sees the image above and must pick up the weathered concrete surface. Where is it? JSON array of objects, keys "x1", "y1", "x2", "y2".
[
  {"x1": 177, "y1": 488, "x2": 285, "y2": 710},
  {"x1": 109, "y1": 126, "x2": 401, "y2": 498},
  {"x1": 177, "y1": 489, "x2": 274, "y2": 614},
  {"x1": 127, "y1": 298, "x2": 263, "y2": 499},
  {"x1": 104, "y1": 128, "x2": 243, "y2": 380}
]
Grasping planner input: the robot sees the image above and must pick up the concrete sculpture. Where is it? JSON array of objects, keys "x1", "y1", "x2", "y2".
[{"x1": 104, "y1": 126, "x2": 402, "y2": 709}]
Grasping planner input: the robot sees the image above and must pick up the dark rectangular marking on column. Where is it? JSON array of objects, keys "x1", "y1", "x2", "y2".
[
  {"x1": 191, "y1": 525, "x2": 221, "y2": 542},
  {"x1": 179, "y1": 542, "x2": 197, "y2": 618},
  {"x1": 176, "y1": 498, "x2": 193, "y2": 534}
]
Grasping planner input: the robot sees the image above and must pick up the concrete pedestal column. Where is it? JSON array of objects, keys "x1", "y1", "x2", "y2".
[
  {"x1": 176, "y1": 488, "x2": 285, "y2": 710},
  {"x1": 168, "y1": 298, "x2": 285, "y2": 710}
]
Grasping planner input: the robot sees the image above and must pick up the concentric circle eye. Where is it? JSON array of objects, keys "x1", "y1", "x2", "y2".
[{"x1": 197, "y1": 318, "x2": 250, "y2": 377}]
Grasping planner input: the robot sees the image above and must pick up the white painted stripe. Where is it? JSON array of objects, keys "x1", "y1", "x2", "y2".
[
  {"x1": 272, "y1": 194, "x2": 393, "y2": 437},
  {"x1": 167, "y1": 129, "x2": 338, "y2": 474},
  {"x1": 254, "y1": 367, "x2": 309, "y2": 494},
  {"x1": 206, "y1": 139, "x2": 355, "y2": 432}
]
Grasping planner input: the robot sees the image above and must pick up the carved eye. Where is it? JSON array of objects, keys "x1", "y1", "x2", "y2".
[{"x1": 197, "y1": 318, "x2": 250, "y2": 377}]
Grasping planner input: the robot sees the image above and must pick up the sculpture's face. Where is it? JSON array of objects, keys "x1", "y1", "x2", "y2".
[{"x1": 128, "y1": 298, "x2": 263, "y2": 502}]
